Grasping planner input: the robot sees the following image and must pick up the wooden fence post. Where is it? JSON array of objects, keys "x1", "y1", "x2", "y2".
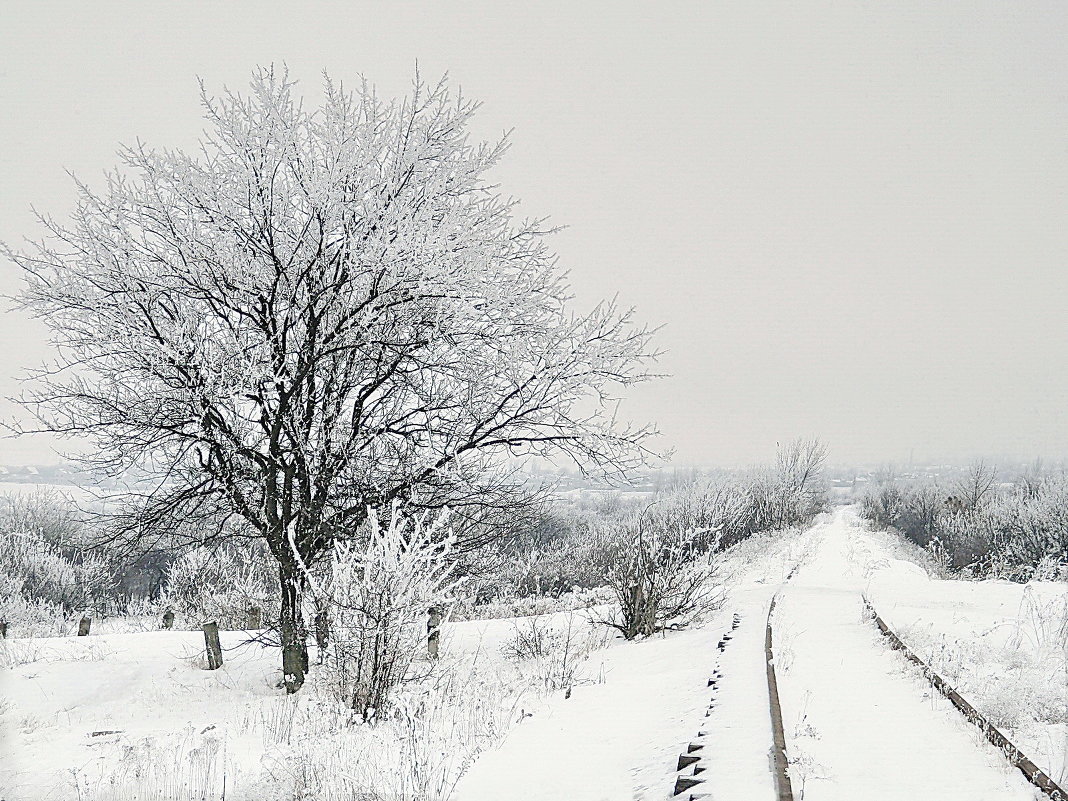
[
  {"x1": 78, "y1": 616, "x2": 92, "y2": 636},
  {"x1": 427, "y1": 606, "x2": 442, "y2": 659},
  {"x1": 314, "y1": 605, "x2": 330, "y2": 653},
  {"x1": 203, "y1": 622, "x2": 223, "y2": 670}
]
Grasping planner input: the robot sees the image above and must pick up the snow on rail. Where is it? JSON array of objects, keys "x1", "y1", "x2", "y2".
[{"x1": 765, "y1": 595, "x2": 795, "y2": 801}]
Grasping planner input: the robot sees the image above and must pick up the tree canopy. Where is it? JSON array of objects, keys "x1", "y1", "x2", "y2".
[{"x1": 7, "y1": 68, "x2": 658, "y2": 690}]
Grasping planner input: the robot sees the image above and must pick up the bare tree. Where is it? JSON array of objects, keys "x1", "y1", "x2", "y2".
[
  {"x1": 956, "y1": 459, "x2": 998, "y2": 510},
  {"x1": 743, "y1": 438, "x2": 827, "y2": 532},
  {"x1": 777, "y1": 437, "x2": 827, "y2": 495},
  {"x1": 6, "y1": 68, "x2": 658, "y2": 691}
]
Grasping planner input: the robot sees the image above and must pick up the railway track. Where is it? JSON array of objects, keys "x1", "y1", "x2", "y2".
[
  {"x1": 671, "y1": 557, "x2": 804, "y2": 799},
  {"x1": 669, "y1": 612, "x2": 743, "y2": 798},
  {"x1": 672, "y1": 514, "x2": 1055, "y2": 799},
  {"x1": 863, "y1": 596, "x2": 1068, "y2": 801}
]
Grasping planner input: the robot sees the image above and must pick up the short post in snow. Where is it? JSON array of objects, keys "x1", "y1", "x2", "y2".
[
  {"x1": 161, "y1": 609, "x2": 175, "y2": 630},
  {"x1": 203, "y1": 621, "x2": 224, "y2": 670},
  {"x1": 246, "y1": 606, "x2": 262, "y2": 630},
  {"x1": 78, "y1": 615, "x2": 92, "y2": 636},
  {"x1": 314, "y1": 604, "x2": 330, "y2": 654},
  {"x1": 427, "y1": 606, "x2": 442, "y2": 659}
]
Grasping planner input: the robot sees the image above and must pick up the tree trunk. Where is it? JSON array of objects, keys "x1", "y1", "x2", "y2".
[{"x1": 279, "y1": 563, "x2": 308, "y2": 693}]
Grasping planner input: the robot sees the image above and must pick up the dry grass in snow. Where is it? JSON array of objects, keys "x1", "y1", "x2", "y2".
[
  {"x1": 0, "y1": 609, "x2": 612, "y2": 801},
  {"x1": 863, "y1": 516, "x2": 1068, "y2": 785}
]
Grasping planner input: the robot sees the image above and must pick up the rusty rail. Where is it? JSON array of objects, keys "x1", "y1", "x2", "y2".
[
  {"x1": 765, "y1": 594, "x2": 795, "y2": 801},
  {"x1": 863, "y1": 596, "x2": 1067, "y2": 801}
]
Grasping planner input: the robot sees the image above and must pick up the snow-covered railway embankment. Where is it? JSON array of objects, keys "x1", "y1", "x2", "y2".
[{"x1": 863, "y1": 596, "x2": 1068, "y2": 801}]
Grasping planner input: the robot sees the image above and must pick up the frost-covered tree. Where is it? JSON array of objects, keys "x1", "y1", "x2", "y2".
[
  {"x1": 955, "y1": 459, "x2": 998, "y2": 510},
  {"x1": 6, "y1": 68, "x2": 657, "y2": 691},
  {"x1": 773, "y1": 436, "x2": 828, "y2": 524}
]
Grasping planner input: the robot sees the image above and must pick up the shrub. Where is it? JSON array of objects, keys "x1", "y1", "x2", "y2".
[
  {"x1": 500, "y1": 611, "x2": 609, "y2": 693},
  {"x1": 0, "y1": 528, "x2": 113, "y2": 629},
  {"x1": 319, "y1": 503, "x2": 462, "y2": 721},
  {"x1": 0, "y1": 488, "x2": 83, "y2": 546},
  {"x1": 477, "y1": 449, "x2": 828, "y2": 609},
  {"x1": 500, "y1": 616, "x2": 561, "y2": 661},
  {"x1": 158, "y1": 543, "x2": 278, "y2": 629},
  {"x1": 595, "y1": 511, "x2": 724, "y2": 639},
  {"x1": 861, "y1": 469, "x2": 1068, "y2": 579}
]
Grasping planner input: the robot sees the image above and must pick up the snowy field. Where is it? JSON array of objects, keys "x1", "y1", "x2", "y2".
[
  {"x1": 3, "y1": 509, "x2": 1063, "y2": 800},
  {"x1": 865, "y1": 525, "x2": 1068, "y2": 786},
  {"x1": 2, "y1": 611, "x2": 603, "y2": 800},
  {"x1": 0, "y1": 523, "x2": 806, "y2": 800}
]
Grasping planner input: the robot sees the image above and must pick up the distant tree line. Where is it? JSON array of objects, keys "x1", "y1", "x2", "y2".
[{"x1": 861, "y1": 460, "x2": 1068, "y2": 579}]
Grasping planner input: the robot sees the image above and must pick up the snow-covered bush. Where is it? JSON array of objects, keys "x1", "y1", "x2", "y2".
[
  {"x1": 500, "y1": 611, "x2": 609, "y2": 693},
  {"x1": 0, "y1": 592, "x2": 69, "y2": 639},
  {"x1": 859, "y1": 471, "x2": 903, "y2": 531},
  {"x1": 596, "y1": 512, "x2": 725, "y2": 639},
  {"x1": 260, "y1": 647, "x2": 524, "y2": 801},
  {"x1": 731, "y1": 438, "x2": 828, "y2": 537},
  {"x1": 0, "y1": 528, "x2": 113, "y2": 633},
  {"x1": 862, "y1": 469, "x2": 1068, "y2": 579},
  {"x1": 449, "y1": 586, "x2": 612, "y2": 621},
  {"x1": 478, "y1": 452, "x2": 826, "y2": 610},
  {"x1": 158, "y1": 543, "x2": 278, "y2": 629},
  {"x1": 979, "y1": 476, "x2": 1068, "y2": 575},
  {"x1": 319, "y1": 503, "x2": 462, "y2": 721},
  {"x1": 0, "y1": 488, "x2": 83, "y2": 546},
  {"x1": 500, "y1": 616, "x2": 559, "y2": 662},
  {"x1": 634, "y1": 442, "x2": 826, "y2": 555},
  {"x1": 499, "y1": 518, "x2": 618, "y2": 599}
]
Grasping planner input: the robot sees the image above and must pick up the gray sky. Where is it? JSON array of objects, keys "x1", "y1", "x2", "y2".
[{"x1": 2, "y1": 1, "x2": 1066, "y2": 467}]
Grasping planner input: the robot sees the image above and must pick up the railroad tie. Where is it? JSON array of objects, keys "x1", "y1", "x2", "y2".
[{"x1": 672, "y1": 614, "x2": 741, "y2": 797}]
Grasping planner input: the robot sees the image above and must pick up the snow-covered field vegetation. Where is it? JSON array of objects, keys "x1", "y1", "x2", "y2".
[
  {"x1": 861, "y1": 461, "x2": 1068, "y2": 579},
  {"x1": 2, "y1": 610, "x2": 607, "y2": 800},
  {"x1": 8, "y1": 465, "x2": 1068, "y2": 799},
  {"x1": 853, "y1": 463, "x2": 1068, "y2": 787},
  {"x1": 863, "y1": 523, "x2": 1068, "y2": 784},
  {"x1": 0, "y1": 441, "x2": 827, "y2": 800}
]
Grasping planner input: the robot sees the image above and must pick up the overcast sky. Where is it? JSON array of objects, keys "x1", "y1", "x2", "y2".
[{"x1": 1, "y1": 2, "x2": 1066, "y2": 467}]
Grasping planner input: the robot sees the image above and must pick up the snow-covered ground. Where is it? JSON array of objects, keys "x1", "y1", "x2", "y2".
[
  {"x1": 453, "y1": 611, "x2": 734, "y2": 801},
  {"x1": 773, "y1": 509, "x2": 1040, "y2": 800},
  {"x1": 864, "y1": 520, "x2": 1068, "y2": 787},
  {"x1": 1, "y1": 612, "x2": 597, "y2": 800},
  {"x1": 3, "y1": 509, "x2": 1061, "y2": 800},
  {"x1": 0, "y1": 524, "x2": 806, "y2": 800}
]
